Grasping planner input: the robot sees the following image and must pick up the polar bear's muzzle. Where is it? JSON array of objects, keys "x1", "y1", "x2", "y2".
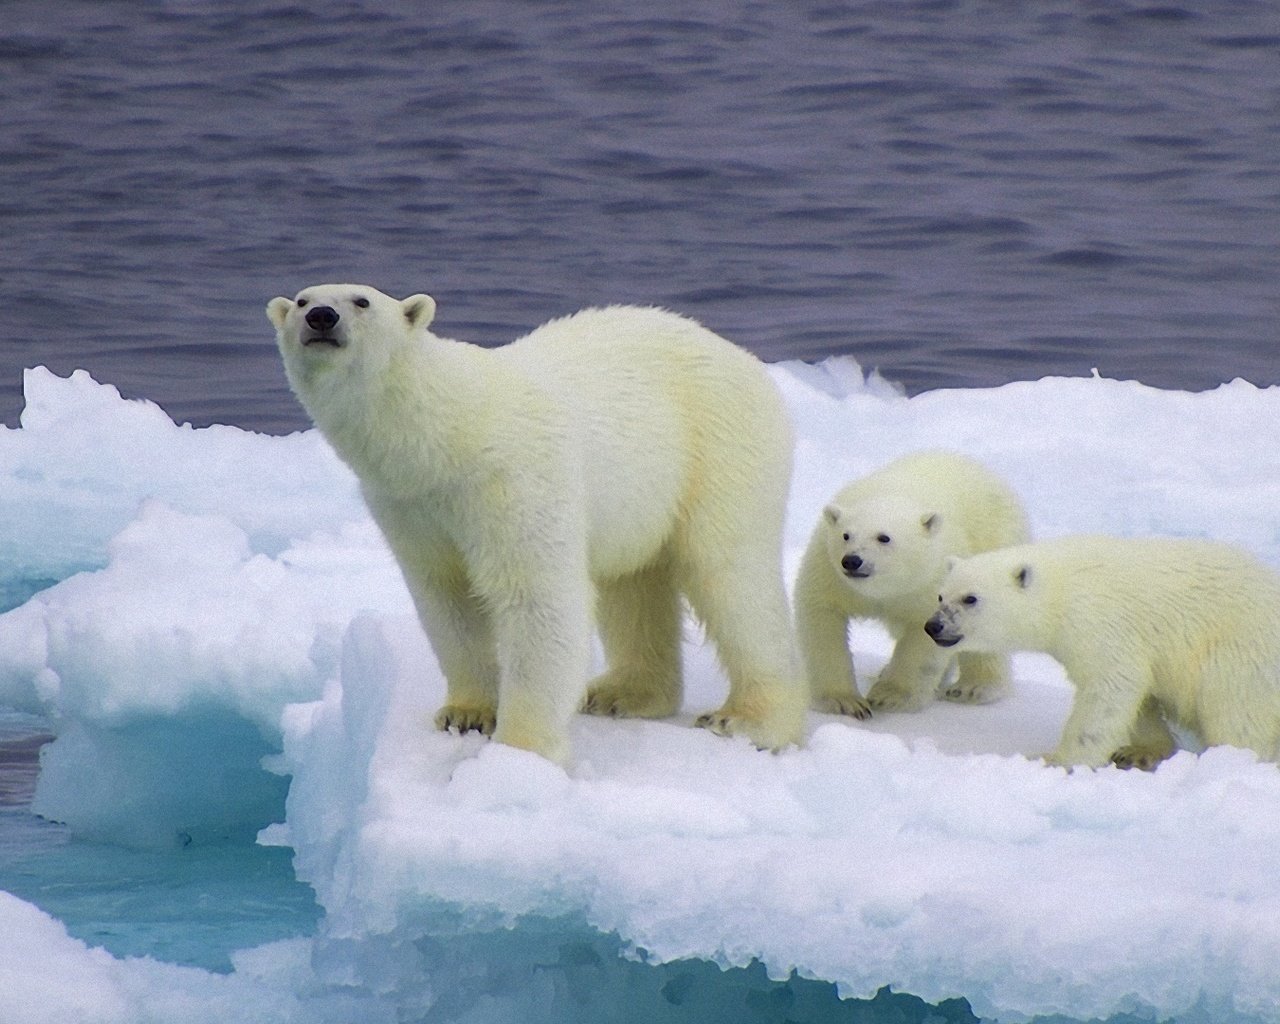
[
  {"x1": 924, "y1": 614, "x2": 961, "y2": 647},
  {"x1": 302, "y1": 305, "x2": 344, "y2": 347},
  {"x1": 841, "y1": 554, "x2": 871, "y2": 579}
]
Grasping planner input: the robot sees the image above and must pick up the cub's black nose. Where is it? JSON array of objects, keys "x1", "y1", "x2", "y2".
[
  {"x1": 924, "y1": 617, "x2": 944, "y2": 638},
  {"x1": 841, "y1": 554, "x2": 863, "y2": 574},
  {"x1": 305, "y1": 305, "x2": 339, "y2": 331}
]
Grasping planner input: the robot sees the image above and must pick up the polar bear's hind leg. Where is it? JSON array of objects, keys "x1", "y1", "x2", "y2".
[{"x1": 584, "y1": 553, "x2": 683, "y2": 719}]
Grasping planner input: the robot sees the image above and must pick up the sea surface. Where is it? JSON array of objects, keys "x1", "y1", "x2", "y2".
[
  {"x1": 0, "y1": 714, "x2": 320, "y2": 973},
  {"x1": 3, "y1": 0, "x2": 1279, "y2": 434}
]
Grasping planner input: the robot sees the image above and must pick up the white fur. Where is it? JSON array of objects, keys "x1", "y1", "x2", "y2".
[
  {"x1": 268, "y1": 284, "x2": 805, "y2": 763},
  {"x1": 794, "y1": 451, "x2": 1028, "y2": 717},
  {"x1": 930, "y1": 535, "x2": 1280, "y2": 768}
]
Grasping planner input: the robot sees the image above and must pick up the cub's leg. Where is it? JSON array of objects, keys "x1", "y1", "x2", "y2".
[
  {"x1": 794, "y1": 545, "x2": 870, "y2": 720},
  {"x1": 1049, "y1": 665, "x2": 1150, "y2": 768},
  {"x1": 944, "y1": 652, "x2": 1012, "y2": 705},
  {"x1": 867, "y1": 630, "x2": 953, "y2": 713},
  {"x1": 1110, "y1": 696, "x2": 1176, "y2": 770}
]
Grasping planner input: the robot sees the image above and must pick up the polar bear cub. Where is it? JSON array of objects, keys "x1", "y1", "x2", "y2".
[
  {"x1": 928, "y1": 535, "x2": 1280, "y2": 768},
  {"x1": 268, "y1": 284, "x2": 806, "y2": 764},
  {"x1": 794, "y1": 450, "x2": 1029, "y2": 718}
]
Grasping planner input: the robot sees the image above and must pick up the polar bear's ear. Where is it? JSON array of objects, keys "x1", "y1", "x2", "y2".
[
  {"x1": 944, "y1": 555, "x2": 961, "y2": 573},
  {"x1": 1014, "y1": 565, "x2": 1032, "y2": 589},
  {"x1": 822, "y1": 504, "x2": 842, "y2": 526},
  {"x1": 401, "y1": 294, "x2": 436, "y2": 329},
  {"x1": 921, "y1": 512, "x2": 941, "y2": 534},
  {"x1": 266, "y1": 296, "x2": 292, "y2": 329}
]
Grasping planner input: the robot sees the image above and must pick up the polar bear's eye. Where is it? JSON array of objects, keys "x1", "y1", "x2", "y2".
[
  {"x1": 353, "y1": 297, "x2": 370, "y2": 309},
  {"x1": 876, "y1": 534, "x2": 891, "y2": 544},
  {"x1": 842, "y1": 532, "x2": 850, "y2": 542},
  {"x1": 296, "y1": 298, "x2": 308, "y2": 309},
  {"x1": 962, "y1": 594, "x2": 979, "y2": 606}
]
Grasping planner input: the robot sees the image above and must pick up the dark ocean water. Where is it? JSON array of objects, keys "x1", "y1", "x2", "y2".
[{"x1": 3, "y1": 0, "x2": 1280, "y2": 434}]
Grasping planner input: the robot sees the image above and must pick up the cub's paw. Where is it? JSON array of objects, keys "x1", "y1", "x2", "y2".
[
  {"x1": 434, "y1": 703, "x2": 497, "y2": 736},
  {"x1": 1110, "y1": 746, "x2": 1169, "y2": 772},
  {"x1": 866, "y1": 681, "x2": 926, "y2": 714},
  {"x1": 942, "y1": 679, "x2": 1008, "y2": 705},
  {"x1": 812, "y1": 693, "x2": 872, "y2": 721}
]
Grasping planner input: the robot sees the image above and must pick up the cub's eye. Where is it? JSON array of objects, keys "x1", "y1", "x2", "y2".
[
  {"x1": 876, "y1": 534, "x2": 891, "y2": 544},
  {"x1": 842, "y1": 532, "x2": 850, "y2": 542},
  {"x1": 296, "y1": 298, "x2": 308, "y2": 309},
  {"x1": 962, "y1": 594, "x2": 979, "y2": 606},
  {"x1": 353, "y1": 296, "x2": 370, "y2": 309}
]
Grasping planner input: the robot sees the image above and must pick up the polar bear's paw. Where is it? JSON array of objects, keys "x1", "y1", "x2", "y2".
[
  {"x1": 695, "y1": 694, "x2": 805, "y2": 752},
  {"x1": 1110, "y1": 745, "x2": 1170, "y2": 772},
  {"x1": 582, "y1": 670, "x2": 680, "y2": 719},
  {"x1": 812, "y1": 692, "x2": 873, "y2": 720},
  {"x1": 942, "y1": 678, "x2": 1007, "y2": 705},
  {"x1": 435, "y1": 702, "x2": 497, "y2": 736},
  {"x1": 865, "y1": 679, "x2": 928, "y2": 714}
]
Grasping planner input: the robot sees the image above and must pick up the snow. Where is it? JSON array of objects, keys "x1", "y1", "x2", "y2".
[{"x1": 2, "y1": 364, "x2": 1280, "y2": 1022}]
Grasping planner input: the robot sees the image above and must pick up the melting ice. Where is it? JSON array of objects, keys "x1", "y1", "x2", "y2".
[{"x1": 1, "y1": 363, "x2": 1279, "y2": 1023}]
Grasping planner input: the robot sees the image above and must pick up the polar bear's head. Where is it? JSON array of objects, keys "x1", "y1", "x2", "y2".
[
  {"x1": 822, "y1": 494, "x2": 949, "y2": 600},
  {"x1": 267, "y1": 284, "x2": 436, "y2": 390},
  {"x1": 926, "y1": 549, "x2": 1037, "y2": 653}
]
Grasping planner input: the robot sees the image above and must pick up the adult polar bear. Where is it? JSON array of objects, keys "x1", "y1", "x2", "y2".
[
  {"x1": 929, "y1": 535, "x2": 1280, "y2": 768},
  {"x1": 269, "y1": 284, "x2": 805, "y2": 764}
]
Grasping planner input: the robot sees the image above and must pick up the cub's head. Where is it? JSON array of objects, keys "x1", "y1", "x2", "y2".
[
  {"x1": 925, "y1": 549, "x2": 1036, "y2": 653},
  {"x1": 822, "y1": 494, "x2": 948, "y2": 600},
  {"x1": 267, "y1": 284, "x2": 436, "y2": 387}
]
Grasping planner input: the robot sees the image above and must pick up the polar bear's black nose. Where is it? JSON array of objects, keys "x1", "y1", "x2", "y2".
[
  {"x1": 841, "y1": 554, "x2": 863, "y2": 574},
  {"x1": 305, "y1": 306, "x2": 339, "y2": 331},
  {"x1": 924, "y1": 617, "x2": 945, "y2": 638}
]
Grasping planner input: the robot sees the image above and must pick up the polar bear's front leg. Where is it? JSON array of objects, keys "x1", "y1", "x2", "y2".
[
  {"x1": 488, "y1": 582, "x2": 592, "y2": 765},
  {"x1": 793, "y1": 544, "x2": 870, "y2": 720},
  {"x1": 866, "y1": 631, "x2": 952, "y2": 713},
  {"x1": 944, "y1": 652, "x2": 1011, "y2": 704},
  {"x1": 798, "y1": 609, "x2": 870, "y2": 721},
  {"x1": 457, "y1": 504, "x2": 593, "y2": 765},
  {"x1": 412, "y1": 582, "x2": 501, "y2": 737},
  {"x1": 1048, "y1": 667, "x2": 1151, "y2": 768},
  {"x1": 370, "y1": 513, "x2": 503, "y2": 737},
  {"x1": 1109, "y1": 696, "x2": 1176, "y2": 770},
  {"x1": 796, "y1": 602, "x2": 870, "y2": 720}
]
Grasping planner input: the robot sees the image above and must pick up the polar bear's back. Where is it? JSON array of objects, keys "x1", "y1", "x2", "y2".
[
  {"x1": 1006, "y1": 536, "x2": 1280, "y2": 677},
  {"x1": 501, "y1": 304, "x2": 789, "y2": 469},
  {"x1": 835, "y1": 450, "x2": 1028, "y2": 554},
  {"x1": 505, "y1": 305, "x2": 773, "y2": 396},
  {"x1": 497, "y1": 305, "x2": 792, "y2": 576},
  {"x1": 1041, "y1": 534, "x2": 1280, "y2": 616}
]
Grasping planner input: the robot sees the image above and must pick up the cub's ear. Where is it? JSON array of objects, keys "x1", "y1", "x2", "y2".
[
  {"x1": 921, "y1": 511, "x2": 941, "y2": 534},
  {"x1": 401, "y1": 294, "x2": 436, "y2": 329},
  {"x1": 944, "y1": 555, "x2": 961, "y2": 573},
  {"x1": 822, "y1": 504, "x2": 842, "y2": 526},
  {"x1": 266, "y1": 296, "x2": 293, "y2": 329},
  {"x1": 1014, "y1": 565, "x2": 1032, "y2": 589}
]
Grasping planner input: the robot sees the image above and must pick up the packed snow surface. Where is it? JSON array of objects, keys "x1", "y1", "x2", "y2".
[{"x1": 2, "y1": 363, "x2": 1279, "y2": 1023}]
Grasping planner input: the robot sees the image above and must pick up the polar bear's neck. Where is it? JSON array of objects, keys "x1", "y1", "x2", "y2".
[{"x1": 303, "y1": 333, "x2": 477, "y2": 496}]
